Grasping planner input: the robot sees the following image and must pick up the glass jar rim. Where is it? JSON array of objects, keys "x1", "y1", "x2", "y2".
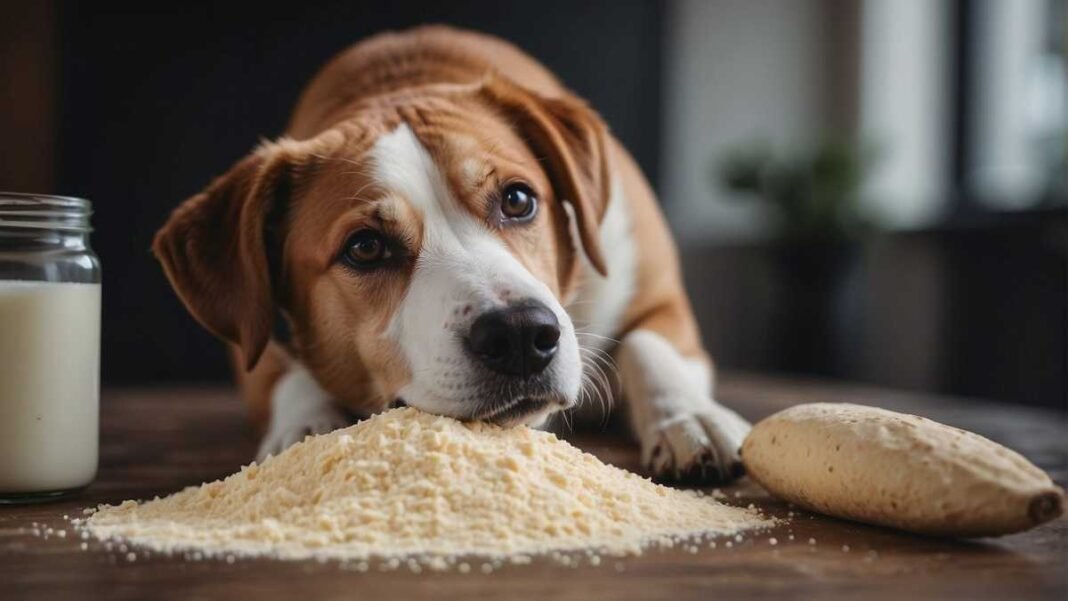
[{"x1": 0, "y1": 192, "x2": 93, "y2": 233}]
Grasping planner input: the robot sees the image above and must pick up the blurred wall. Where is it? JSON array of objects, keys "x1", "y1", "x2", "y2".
[
  {"x1": 860, "y1": 0, "x2": 951, "y2": 227},
  {"x1": 0, "y1": 2, "x2": 56, "y2": 193},
  {"x1": 659, "y1": 0, "x2": 954, "y2": 238},
  {"x1": 969, "y1": 0, "x2": 1061, "y2": 206},
  {"x1": 659, "y1": 0, "x2": 852, "y2": 242}
]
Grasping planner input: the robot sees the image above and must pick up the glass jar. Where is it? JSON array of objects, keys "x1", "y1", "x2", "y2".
[{"x1": 0, "y1": 192, "x2": 101, "y2": 503}]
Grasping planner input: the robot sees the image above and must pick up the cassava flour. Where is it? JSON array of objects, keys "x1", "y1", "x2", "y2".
[{"x1": 82, "y1": 408, "x2": 770, "y2": 565}]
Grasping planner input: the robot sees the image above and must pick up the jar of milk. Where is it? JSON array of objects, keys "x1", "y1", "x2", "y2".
[{"x1": 0, "y1": 192, "x2": 100, "y2": 503}]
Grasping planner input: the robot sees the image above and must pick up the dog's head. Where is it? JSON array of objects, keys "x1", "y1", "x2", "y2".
[{"x1": 153, "y1": 78, "x2": 611, "y2": 426}]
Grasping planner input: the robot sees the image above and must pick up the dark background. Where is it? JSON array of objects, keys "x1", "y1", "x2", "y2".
[{"x1": 1, "y1": 1, "x2": 1064, "y2": 409}]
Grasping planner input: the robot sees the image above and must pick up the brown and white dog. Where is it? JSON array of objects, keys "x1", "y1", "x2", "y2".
[{"x1": 153, "y1": 26, "x2": 750, "y2": 483}]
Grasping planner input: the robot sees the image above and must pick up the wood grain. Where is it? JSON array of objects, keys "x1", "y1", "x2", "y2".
[{"x1": 1, "y1": 373, "x2": 1064, "y2": 600}]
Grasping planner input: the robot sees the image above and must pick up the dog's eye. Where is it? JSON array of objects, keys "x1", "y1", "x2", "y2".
[
  {"x1": 500, "y1": 183, "x2": 537, "y2": 220},
  {"x1": 341, "y1": 230, "x2": 392, "y2": 268}
]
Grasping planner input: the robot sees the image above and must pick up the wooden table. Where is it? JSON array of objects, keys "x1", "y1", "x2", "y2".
[{"x1": 2, "y1": 373, "x2": 1065, "y2": 600}]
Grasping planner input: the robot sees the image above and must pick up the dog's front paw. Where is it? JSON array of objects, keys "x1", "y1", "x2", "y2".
[
  {"x1": 256, "y1": 403, "x2": 349, "y2": 462},
  {"x1": 641, "y1": 405, "x2": 751, "y2": 484}
]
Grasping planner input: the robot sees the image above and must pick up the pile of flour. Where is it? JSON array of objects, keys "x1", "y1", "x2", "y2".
[{"x1": 81, "y1": 408, "x2": 770, "y2": 565}]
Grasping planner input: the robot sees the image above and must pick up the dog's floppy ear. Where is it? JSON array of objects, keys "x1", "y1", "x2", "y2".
[
  {"x1": 152, "y1": 132, "x2": 342, "y2": 370},
  {"x1": 478, "y1": 77, "x2": 611, "y2": 276}
]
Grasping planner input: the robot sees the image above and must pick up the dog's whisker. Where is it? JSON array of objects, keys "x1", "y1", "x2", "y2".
[
  {"x1": 585, "y1": 345, "x2": 619, "y2": 410},
  {"x1": 581, "y1": 345, "x2": 619, "y2": 379},
  {"x1": 589, "y1": 362, "x2": 612, "y2": 416},
  {"x1": 574, "y1": 331, "x2": 620, "y2": 344},
  {"x1": 578, "y1": 342, "x2": 618, "y2": 428},
  {"x1": 582, "y1": 345, "x2": 618, "y2": 366},
  {"x1": 560, "y1": 404, "x2": 573, "y2": 433},
  {"x1": 340, "y1": 180, "x2": 378, "y2": 203}
]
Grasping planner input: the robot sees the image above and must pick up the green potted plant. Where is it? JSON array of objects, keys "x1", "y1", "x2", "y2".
[{"x1": 718, "y1": 140, "x2": 876, "y2": 376}]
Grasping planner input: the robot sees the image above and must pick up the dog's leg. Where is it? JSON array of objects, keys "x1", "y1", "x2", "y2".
[
  {"x1": 618, "y1": 326, "x2": 750, "y2": 484},
  {"x1": 256, "y1": 364, "x2": 349, "y2": 461}
]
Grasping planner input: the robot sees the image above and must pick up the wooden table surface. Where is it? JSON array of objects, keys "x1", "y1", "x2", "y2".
[{"x1": 1, "y1": 373, "x2": 1065, "y2": 600}]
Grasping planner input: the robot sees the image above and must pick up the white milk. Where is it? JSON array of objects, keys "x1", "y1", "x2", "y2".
[{"x1": 0, "y1": 281, "x2": 100, "y2": 493}]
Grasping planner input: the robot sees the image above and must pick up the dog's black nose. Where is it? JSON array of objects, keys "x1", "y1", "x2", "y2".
[{"x1": 466, "y1": 302, "x2": 560, "y2": 378}]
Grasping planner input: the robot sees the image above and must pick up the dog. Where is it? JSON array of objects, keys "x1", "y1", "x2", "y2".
[{"x1": 153, "y1": 26, "x2": 750, "y2": 483}]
